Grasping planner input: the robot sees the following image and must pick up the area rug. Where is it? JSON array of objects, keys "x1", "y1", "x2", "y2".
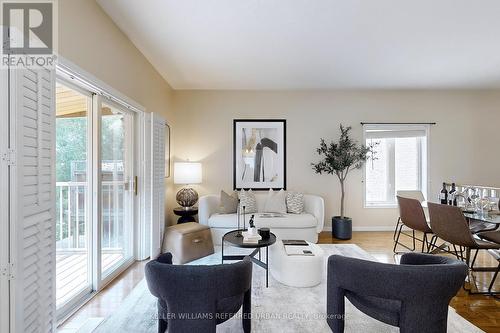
[{"x1": 94, "y1": 244, "x2": 483, "y2": 333}]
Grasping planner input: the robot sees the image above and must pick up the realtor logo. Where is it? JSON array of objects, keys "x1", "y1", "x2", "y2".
[{"x1": 1, "y1": 0, "x2": 57, "y2": 68}]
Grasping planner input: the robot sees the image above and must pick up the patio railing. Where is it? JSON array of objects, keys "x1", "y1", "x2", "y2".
[{"x1": 56, "y1": 181, "x2": 126, "y2": 251}]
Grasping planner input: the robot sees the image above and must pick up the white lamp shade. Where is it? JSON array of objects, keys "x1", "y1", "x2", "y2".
[{"x1": 174, "y1": 162, "x2": 202, "y2": 185}]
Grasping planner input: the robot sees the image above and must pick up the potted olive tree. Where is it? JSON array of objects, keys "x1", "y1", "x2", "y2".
[{"x1": 312, "y1": 125, "x2": 375, "y2": 240}]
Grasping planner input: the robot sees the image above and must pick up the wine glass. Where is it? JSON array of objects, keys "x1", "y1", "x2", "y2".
[{"x1": 469, "y1": 188, "x2": 481, "y2": 212}]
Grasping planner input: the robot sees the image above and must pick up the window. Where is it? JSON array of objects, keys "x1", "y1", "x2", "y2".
[{"x1": 364, "y1": 124, "x2": 429, "y2": 207}]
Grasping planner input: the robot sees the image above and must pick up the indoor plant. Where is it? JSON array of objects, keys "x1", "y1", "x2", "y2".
[{"x1": 312, "y1": 124, "x2": 375, "y2": 239}]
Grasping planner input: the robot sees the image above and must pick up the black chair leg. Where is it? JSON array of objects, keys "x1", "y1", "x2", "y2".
[
  {"x1": 470, "y1": 249, "x2": 479, "y2": 270},
  {"x1": 242, "y1": 288, "x2": 251, "y2": 333},
  {"x1": 452, "y1": 244, "x2": 462, "y2": 261},
  {"x1": 393, "y1": 224, "x2": 418, "y2": 254},
  {"x1": 421, "y1": 233, "x2": 429, "y2": 253},
  {"x1": 158, "y1": 318, "x2": 168, "y2": 333},
  {"x1": 393, "y1": 224, "x2": 403, "y2": 253},
  {"x1": 393, "y1": 224, "x2": 401, "y2": 253},
  {"x1": 427, "y1": 235, "x2": 437, "y2": 253},
  {"x1": 488, "y1": 262, "x2": 500, "y2": 294},
  {"x1": 393, "y1": 217, "x2": 401, "y2": 241}
]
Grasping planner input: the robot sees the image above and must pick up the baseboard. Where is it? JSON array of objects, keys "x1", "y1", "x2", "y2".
[{"x1": 322, "y1": 226, "x2": 403, "y2": 232}]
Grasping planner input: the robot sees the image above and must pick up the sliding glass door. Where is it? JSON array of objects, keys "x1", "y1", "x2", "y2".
[
  {"x1": 56, "y1": 80, "x2": 136, "y2": 318},
  {"x1": 55, "y1": 81, "x2": 93, "y2": 312},
  {"x1": 100, "y1": 102, "x2": 134, "y2": 278}
]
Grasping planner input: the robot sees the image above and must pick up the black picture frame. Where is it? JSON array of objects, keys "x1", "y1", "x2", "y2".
[{"x1": 233, "y1": 119, "x2": 287, "y2": 190}]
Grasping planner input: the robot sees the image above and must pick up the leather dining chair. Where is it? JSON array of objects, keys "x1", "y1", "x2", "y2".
[
  {"x1": 427, "y1": 203, "x2": 499, "y2": 269},
  {"x1": 394, "y1": 195, "x2": 433, "y2": 253},
  {"x1": 393, "y1": 191, "x2": 426, "y2": 242},
  {"x1": 476, "y1": 230, "x2": 500, "y2": 294}
]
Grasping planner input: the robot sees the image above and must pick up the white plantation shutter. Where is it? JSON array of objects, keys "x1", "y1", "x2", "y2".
[
  {"x1": 151, "y1": 113, "x2": 166, "y2": 259},
  {"x1": 9, "y1": 67, "x2": 56, "y2": 333},
  {"x1": 0, "y1": 69, "x2": 10, "y2": 333},
  {"x1": 137, "y1": 113, "x2": 152, "y2": 260}
]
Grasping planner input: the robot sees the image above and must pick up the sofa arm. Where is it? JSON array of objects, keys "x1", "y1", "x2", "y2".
[
  {"x1": 303, "y1": 194, "x2": 325, "y2": 233},
  {"x1": 199, "y1": 195, "x2": 220, "y2": 226}
]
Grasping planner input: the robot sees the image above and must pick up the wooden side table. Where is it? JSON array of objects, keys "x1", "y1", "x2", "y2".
[{"x1": 173, "y1": 206, "x2": 198, "y2": 224}]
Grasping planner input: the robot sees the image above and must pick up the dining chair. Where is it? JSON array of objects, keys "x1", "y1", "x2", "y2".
[
  {"x1": 476, "y1": 230, "x2": 500, "y2": 295},
  {"x1": 394, "y1": 195, "x2": 432, "y2": 253},
  {"x1": 428, "y1": 203, "x2": 499, "y2": 268},
  {"x1": 393, "y1": 191, "x2": 426, "y2": 243},
  {"x1": 428, "y1": 203, "x2": 500, "y2": 294}
]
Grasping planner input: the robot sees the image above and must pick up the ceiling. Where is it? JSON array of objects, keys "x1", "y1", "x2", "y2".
[
  {"x1": 97, "y1": 0, "x2": 500, "y2": 90},
  {"x1": 56, "y1": 83, "x2": 114, "y2": 117},
  {"x1": 56, "y1": 83, "x2": 88, "y2": 117}
]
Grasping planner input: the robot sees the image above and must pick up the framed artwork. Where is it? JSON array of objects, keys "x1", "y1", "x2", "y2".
[
  {"x1": 165, "y1": 123, "x2": 171, "y2": 178},
  {"x1": 233, "y1": 119, "x2": 286, "y2": 190}
]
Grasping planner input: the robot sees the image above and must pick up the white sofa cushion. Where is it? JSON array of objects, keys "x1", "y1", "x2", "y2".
[
  {"x1": 263, "y1": 189, "x2": 287, "y2": 213},
  {"x1": 208, "y1": 213, "x2": 317, "y2": 229}
]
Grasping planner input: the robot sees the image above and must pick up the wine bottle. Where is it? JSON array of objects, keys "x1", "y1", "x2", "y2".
[
  {"x1": 440, "y1": 182, "x2": 448, "y2": 205},
  {"x1": 449, "y1": 183, "x2": 457, "y2": 206}
]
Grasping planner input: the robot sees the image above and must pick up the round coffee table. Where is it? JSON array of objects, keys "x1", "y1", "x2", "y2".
[{"x1": 222, "y1": 230, "x2": 276, "y2": 287}]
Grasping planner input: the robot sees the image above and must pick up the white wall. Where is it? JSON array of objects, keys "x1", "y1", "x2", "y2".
[
  {"x1": 58, "y1": 0, "x2": 176, "y2": 223},
  {"x1": 172, "y1": 90, "x2": 500, "y2": 229},
  {"x1": 57, "y1": 1, "x2": 500, "y2": 229}
]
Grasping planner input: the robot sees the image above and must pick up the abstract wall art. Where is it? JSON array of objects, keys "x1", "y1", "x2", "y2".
[{"x1": 233, "y1": 119, "x2": 286, "y2": 190}]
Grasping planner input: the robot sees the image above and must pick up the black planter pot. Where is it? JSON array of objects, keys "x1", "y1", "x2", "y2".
[{"x1": 332, "y1": 216, "x2": 352, "y2": 240}]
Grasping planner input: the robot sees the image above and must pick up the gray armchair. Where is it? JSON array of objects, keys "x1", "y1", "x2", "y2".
[
  {"x1": 145, "y1": 253, "x2": 252, "y2": 333},
  {"x1": 327, "y1": 253, "x2": 467, "y2": 333}
]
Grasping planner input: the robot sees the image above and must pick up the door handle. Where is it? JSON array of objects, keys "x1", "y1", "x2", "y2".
[{"x1": 134, "y1": 176, "x2": 138, "y2": 196}]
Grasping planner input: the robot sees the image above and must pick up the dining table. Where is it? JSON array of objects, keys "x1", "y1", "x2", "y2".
[
  {"x1": 463, "y1": 211, "x2": 500, "y2": 227},
  {"x1": 422, "y1": 201, "x2": 500, "y2": 226}
]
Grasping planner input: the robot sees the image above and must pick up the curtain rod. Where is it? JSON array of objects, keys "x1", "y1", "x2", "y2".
[{"x1": 360, "y1": 122, "x2": 436, "y2": 125}]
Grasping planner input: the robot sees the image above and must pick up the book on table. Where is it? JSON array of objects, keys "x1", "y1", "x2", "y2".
[
  {"x1": 284, "y1": 245, "x2": 314, "y2": 256},
  {"x1": 282, "y1": 240, "x2": 314, "y2": 256},
  {"x1": 242, "y1": 231, "x2": 262, "y2": 244},
  {"x1": 282, "y1": 240, "x2": 308, "y2": 246}
]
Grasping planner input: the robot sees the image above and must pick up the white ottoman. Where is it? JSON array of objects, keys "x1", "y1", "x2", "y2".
[{"x1": 269, "y1": 242, "x2": 325, "y2": 287}]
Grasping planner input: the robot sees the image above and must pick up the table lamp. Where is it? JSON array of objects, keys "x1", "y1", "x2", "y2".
[{"x1": 174, "y1": 162, "x2": 202, "y2": 209}]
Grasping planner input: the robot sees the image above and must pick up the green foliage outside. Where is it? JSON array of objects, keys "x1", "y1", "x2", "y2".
[
  {"x1": 56, "y1": 115, "x2": 124, "y2": 244},
  {"x1": 56, "y1": 115, "x2": 124, "y2": 182}
]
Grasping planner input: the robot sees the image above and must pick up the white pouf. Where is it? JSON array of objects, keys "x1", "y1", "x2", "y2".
[{"x1": 269, "y1": 241, "x2": 325, "y2": 287}]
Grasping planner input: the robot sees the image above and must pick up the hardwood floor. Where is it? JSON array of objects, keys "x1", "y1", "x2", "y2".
[
  {"x1": 59, "y1": 231, "x2": 500, "y2": 333},
  {"x1": 58, "y1": 260, "x2": 147, "y2": 332}
]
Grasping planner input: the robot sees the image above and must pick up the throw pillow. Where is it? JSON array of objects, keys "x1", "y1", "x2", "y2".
[
  {"x1": 218, "y1": 190, "x2": 238, "y2": 214},
  {"x1": 264, "y1": 189, "x2": 287, "y2": 214},
  {"x1": 286, "y1": 192, "x2": 304, "y2": 214},
  {"x1": 238, "y1": 189, "x2": 257, "y2": 213}
]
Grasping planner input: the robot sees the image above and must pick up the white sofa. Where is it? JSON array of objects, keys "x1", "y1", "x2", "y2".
[{"x1": 199, "y1": 193, "x2": 325, "y2": 245}]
